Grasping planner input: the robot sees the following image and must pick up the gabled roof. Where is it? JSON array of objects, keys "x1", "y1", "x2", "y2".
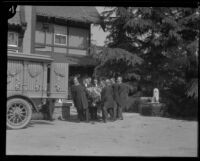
[{"x1": 35, "y1": 6, "x2": 102, "y2": 24}]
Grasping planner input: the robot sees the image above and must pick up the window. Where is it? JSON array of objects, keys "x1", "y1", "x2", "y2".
[
  {"x1": 35, "y1": 21, "x2": 53, "y2": 45},
  {"x1": 54, "y1": 34, "x2": 67, "y2": 45},
  {"x1": 68, "y1": 27, "x2": 89, "y2": 49},
  {"x1": 54, "y1": 25, "x2": 67, "y2": 46},
  {"x1": 8, "y1": 32, "x2": 18, "y2": 47},
  {"x1": 35, "y1": 22, "x2": 45, "y2": 44}
]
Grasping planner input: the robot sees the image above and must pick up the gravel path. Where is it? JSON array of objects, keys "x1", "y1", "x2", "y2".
[{"x1": 6, "y1": 111, "x2": 197, "y2": 156}]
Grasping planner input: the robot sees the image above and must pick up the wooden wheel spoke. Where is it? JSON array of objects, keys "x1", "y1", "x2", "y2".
[
  {"x1": 7, "y1": 112, "x2": 14, "y2": 116},
  {"x1": 11, "y1": 116, "x2": 17, "y2": 123},
  {"x1": 15, "y1": 117, "x2": 19, "y2": 123},
  {"x1": 17, "y1": 115, "x2": 22, "y2": 123},
  {"x1": 20, "y1": 110, "x2": 26, "y2": 113},
  {"x1": 8, "y1": 115, "x2": 15, "y2": 121},
  {"x1": 14, "y1": 116, "x2": 19, "y2": 123},
  {"x1": 19, "y1": 113, "x2": 26, "y2": 120}
]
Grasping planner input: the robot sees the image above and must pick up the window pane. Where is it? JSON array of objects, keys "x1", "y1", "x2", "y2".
[
  {"x1": 8, "y1": 32, "x2": 18, "y2": 46},
  {"x1": 35, "y1": 22, "x2": 45, "y2": 44},
  {"x1": 69, "y1": 27, "x2": 89, "y2": 49},
  {"x1": 46, "y1": 32, "x2": 52, "y2": 45},
  {"x1": 54, "y1": 25, "x2": 67, "y2": 35},
  {"x1": 55, "y1": 35, "x2": 66, "y2": 45},
  {"x1": 35, "y1": 31, "x2": 45, "y2": 43}
]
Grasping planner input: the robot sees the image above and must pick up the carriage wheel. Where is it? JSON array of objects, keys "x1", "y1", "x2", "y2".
[{"x1": 7, "y1": 98, "x2": 32, "y2": 129}]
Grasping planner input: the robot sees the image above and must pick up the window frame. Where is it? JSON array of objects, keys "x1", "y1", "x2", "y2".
[
  {"x1": 68, "y1": 27, "x2": 89, "y2": 49},
  {"x1": 54, "y1": 33, "x2": 67, "y2": 46},
  {"x1": 8, "y1": 31, "x2": 19, "y2": 47}
]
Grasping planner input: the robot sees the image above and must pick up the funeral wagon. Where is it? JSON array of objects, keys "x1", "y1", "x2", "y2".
[{"x1": 7, "y1": 51, "x2": 69, "y2": 129}]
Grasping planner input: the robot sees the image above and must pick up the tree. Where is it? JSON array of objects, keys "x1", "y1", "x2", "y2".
[
  {"x1": 90, "y1": 45, "x2": 143, "y2": 80},
  {"x1": 91, "y1": 7, "x2": 199, "y2": 117}
]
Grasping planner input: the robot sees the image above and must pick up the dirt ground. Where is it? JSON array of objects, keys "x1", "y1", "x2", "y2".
[{"x1": 6, "y1": 108, "x2": 197, "y2": 157}]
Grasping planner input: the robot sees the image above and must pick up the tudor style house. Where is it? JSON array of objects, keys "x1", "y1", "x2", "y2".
[{"x1": 8, "y1": 6, "x2": 102, "y2": 99}]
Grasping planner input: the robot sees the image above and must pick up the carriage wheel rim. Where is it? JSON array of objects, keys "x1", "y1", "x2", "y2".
[{"x1": 7, "y1": 102, "x2": 29, "y2": 127}]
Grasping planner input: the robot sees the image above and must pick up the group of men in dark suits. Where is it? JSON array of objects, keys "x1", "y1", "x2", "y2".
[
  {"x1": 71, "y1": 75, "x2": 129, "y2": 123},
  {"x1": 101, "y1": 76, "x2": 129, "y2": 122}
]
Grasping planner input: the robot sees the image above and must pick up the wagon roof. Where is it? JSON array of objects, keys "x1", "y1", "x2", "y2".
[{"x1": 35, "y1": 6, "x2": 102, "y2": 24}]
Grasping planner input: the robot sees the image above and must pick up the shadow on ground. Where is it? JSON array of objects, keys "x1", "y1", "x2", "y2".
[
  {"x1": 28, "y1": 120, "x2": 54, "y2": 127},
  {"x1": 61, "y1": 113, "x2": 104, "y2": 123},
  {"x1": 124, "y1": 110, "x2": 197, "y2": 122}
]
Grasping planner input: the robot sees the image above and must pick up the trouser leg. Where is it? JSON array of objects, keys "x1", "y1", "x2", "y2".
[
  {"x1": 91, "y1": 107, "x2": 95, "y2": 120},
  {"x1": 94, "y1": 107, "x2": 98, "y2": 120},
  {"x1": 84, "y1": 108, "x2": 89, "y2": 122},
  {"x1": 101, "y1": 106, "x2": 104, "y2": 120},
  {"x1": 89, "y1": 106, "x2": 93, "y2": 120},
  {"x1": 89, "y1": 107, "x2": 94, "y2": 120},
  {"x1": 108, "y1": 108, "x2": 113, "y2": 118},
  {"x1": 113, "y1": 107, "x2": 117, "y2": 121},
  {"x1": 102, "y1": 106, "x2": 108, "y2": 122},
  {"x1": 48, "y1": 100, "x2": 55, "y2": 121},
  {"x1": 108, "y1": 108, "x2": 116, "y2": 121},
  {"x1": 113, "y1": 102, "x2": 117, "y2": 120},
  {"x1": 77, "y1": 109, "x2": 82, "y2": 121},
  {"x1": 118, "y1": 105, "x2": 123, "y2": 120},
  {"x1": 116, "y1": 105, "x2": 120, "y2": 119}
]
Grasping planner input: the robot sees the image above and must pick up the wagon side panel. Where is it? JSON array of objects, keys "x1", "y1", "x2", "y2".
[
  {"x1": 7, "y1": 60, "x2": 24, "y2": 96},
  {"x1": 23, "y1": 61, "x2": 47, "y2": 98},
  {"x1": 49, "y1": 63, "x2": 69, "y2": 99}
]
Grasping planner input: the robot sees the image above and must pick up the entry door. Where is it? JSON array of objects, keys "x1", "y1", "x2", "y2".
[{"x1": 49, "y1": 63, "x2": 68, "y2": 99}]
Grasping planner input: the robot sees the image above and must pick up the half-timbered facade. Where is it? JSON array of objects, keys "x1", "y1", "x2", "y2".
[
  {"x1": 7, "y1": 6, "x2": 102, "y2": 129},
  {"x1": 8, "y1": 6, "x2": 101, "y2": 99}
]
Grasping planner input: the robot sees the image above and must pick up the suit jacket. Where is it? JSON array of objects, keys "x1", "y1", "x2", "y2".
[
  {"x1": 71, "y1": 84, "x2": 88, "y2": 110},
  {"x1": 112, "y1": 83, "x2": 119, "y2": 102},
  {"x1": 117, "y1": 83, "x2": 129, "y2": 106},
  {"x1": 101, "y1": 85, "x2": 116, "y2": 109}
]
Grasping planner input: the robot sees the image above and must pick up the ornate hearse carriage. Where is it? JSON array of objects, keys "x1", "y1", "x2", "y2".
[{"x1": 7, "y1": 51, "x2": 69, "y2": 129}]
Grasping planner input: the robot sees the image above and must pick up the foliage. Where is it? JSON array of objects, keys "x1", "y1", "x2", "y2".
[
  {"x1": 186, "y1": 78, "x2": 198, "y2": 99},
  {"x1": 89, "y1": 46, "x2": 143, "y2": 79},
  {"x1": 92, "y1": 7, "x2": 199, "y2": 117}
]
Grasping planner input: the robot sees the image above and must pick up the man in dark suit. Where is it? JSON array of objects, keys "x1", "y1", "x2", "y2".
[
  {"x1": 116, "y1": 76, "x2": 129, "y2": 120},
  {"x1": 110, "y1": 77, "x2": 118, "y2": 120},
  {"x1": 71, "y1": 76, "x2": 89, "y2": 122},
  {"x1": 101, "y1": 79, "x2": 117, "y2": 122}
]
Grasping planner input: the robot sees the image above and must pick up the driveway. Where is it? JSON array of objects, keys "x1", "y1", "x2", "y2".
[{"x1": 6, "y1": 110, "x2": 197, "y2": 156}]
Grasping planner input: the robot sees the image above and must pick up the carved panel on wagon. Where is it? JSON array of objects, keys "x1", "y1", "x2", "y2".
[
  {"x1": 23, "y1": 62, "x2": 47, "y2": 98},
  {"x1": 7, "y1": 60, "x2": 23, "y2": 94},
  {"x1": 50, "y1": 63, "x2": 68, "y2": 99}
]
